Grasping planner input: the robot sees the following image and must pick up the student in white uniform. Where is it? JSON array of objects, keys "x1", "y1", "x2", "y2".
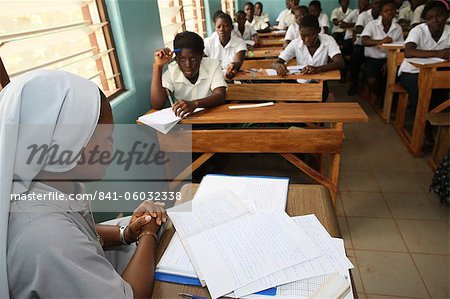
[
  {"x1": 410, "y1": 0, "x2": 428, "y2": 26},
  {"x1": 340, "y1": 0, "x2": 372, "y2": 85},
  {"x1": 277, "y1": 0, "x2": 294, "y2": 26},
  {"x1": 331, "y1": 0, "x2": 353, "y2": 41},
  {"x1": 272, "y1": 15, "x2": 344, "y2": 100},
  {"x1": 244, "y1": 2, "x2": 270, "y2": 32},
  {"x1": 278, "y1": 0, "x2": 300, "y2": 29},
  {"x1": 255, "y1": 2, "x2": 270, "y2": 25},
  {"x1": 151, "y1": 31, "x2": 227, "y2": 117},
  {"x1": 398, "y1": 0, "x2": 450, "y2": 133},
  {"x1": 284, "y1": 6, "x2": 310, "y2": 48},
  {"x1": 204, "y1": 13, "x2": 247, "y2": 79},
  {"x1": 361, "y1": 0, "x2": 404, "y2": 105},
  {"x1": 396, "y1": 0, "x2": 413, "y2": 25},
  {"x1": 309, "y1": 0, "x2": 331, "y2": 34},
  {"x1": 4, "y1": 70, "x2": 167, "y2": 299},
  {"x1": 234, "y1": 10, "x2": 259, "y2": 47},
  {"x1": 348, "y1": 0, "x2": 382, "y2": 95}
]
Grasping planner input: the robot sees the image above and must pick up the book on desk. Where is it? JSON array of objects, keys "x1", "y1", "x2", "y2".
[{"x1": 155, "y1": 174, "x2": 354, "y2": 299}]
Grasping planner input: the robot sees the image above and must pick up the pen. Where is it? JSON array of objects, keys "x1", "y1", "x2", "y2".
[
  {"x1": 178, "y1": 292, "x2": 207, "y2": 299},
  {"x1": 165, "y1": 89, "x2": 174, "y2": 107},
  {"x1": 173, "y1": 48, "x2": 181, "y2": 53}
]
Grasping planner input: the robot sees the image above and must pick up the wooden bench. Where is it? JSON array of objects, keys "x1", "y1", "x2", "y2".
[
  {"x1": 427, "y1": 100, "x2": 450, "y2": 170},
  {"x1": 152, "y1": 183, "x2": 357, "y2": 298}
]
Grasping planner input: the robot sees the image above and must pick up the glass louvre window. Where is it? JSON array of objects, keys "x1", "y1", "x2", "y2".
[
  {"x1": 0, "y1": 0, "x2": 124, "y2": 98},
  {"x1": 221, "y1": 0, "x2": 235, "y2": 19},
  {"x1": 157, "y1": 0, "x2": 206, "y2": 49}
]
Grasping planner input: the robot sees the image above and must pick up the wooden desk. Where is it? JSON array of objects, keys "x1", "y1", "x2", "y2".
[
  {"x1": 381, "y1": 43, "x2": 404, "y2": 122},
  {"x1": 406, "y1": 60, "x2": 450, "y2": 156},
  {"x1": 258, "y1": 31, "x2": 286, "y2": 38},
  {"x1": 153, "y1": 184, "x2": 345, "y2": 298},
  {"x1": 155, "y1": 103, "x2": 368, "y2": 201},
  {"x1": 233, "y1": 69, "x2": 341, "y2": 81},
  {"x1": 260, "y1": 37, "x2": 285, "y2": 47},
  {"x1": 246, "y1": 47, "x2": 282, "y2": 59}
]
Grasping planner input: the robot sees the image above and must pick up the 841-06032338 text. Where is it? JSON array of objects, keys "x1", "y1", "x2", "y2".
[{"x1": 96, "y1": 191, "x2": 182, "y2": 201}]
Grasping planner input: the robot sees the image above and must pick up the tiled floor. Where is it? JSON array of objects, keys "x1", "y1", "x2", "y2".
[{"x1": 334, "y1": 85, "x2": 449, "y2": 299}]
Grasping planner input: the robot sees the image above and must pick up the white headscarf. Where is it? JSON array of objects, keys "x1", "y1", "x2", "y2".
[{"x1": 0, "y1": 70, "x2": 101, "y2": 297}]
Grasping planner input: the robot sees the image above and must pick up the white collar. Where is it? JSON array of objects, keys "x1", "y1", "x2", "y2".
[{"x1": 170, "y1": 59, "x2": 209, "y2": 85}]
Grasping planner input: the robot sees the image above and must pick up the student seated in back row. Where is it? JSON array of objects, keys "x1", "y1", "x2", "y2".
[
  {"x1": 234, "y1": 10, "x2": 260, "y2": 47},
  {"x1": 204, "y1": 13, "x2": 247, "y2": 79},
  {"x1": 361, "y1": 0, "x2": 404, "y2": 106},
  {"x1": 284, "y1": 6, "x2": 310, "y2": 49},
  {"x1": 398, "y1": 0, "x2": 450, "y2": 130},
  {"x1": 254, "y1": 2, "x2": 270, "y2": 25},
  {"x1": 309, "y1": 0, "x2": 330, "y2": 34},
  {"x1": 244, "y1": 2, "x2": 270, "y2": 32},
  {"x1": 151, "y1": 31, "x2": 227, "y2": 118},
  {"x1": 272, "y1": 15, "x2": 344, "y2": 100}
]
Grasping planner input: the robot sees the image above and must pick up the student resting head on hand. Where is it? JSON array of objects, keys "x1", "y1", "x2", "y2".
[
  {"x1": 2, "y1": 70, "x2": 167, "y2": 299},
  {"x1": 151, "y1": 31, "x2": 227, "y2": 117}
]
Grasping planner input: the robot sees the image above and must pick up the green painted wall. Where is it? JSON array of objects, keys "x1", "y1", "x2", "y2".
[
  {"x1": 206, "y1": 0, "x2": 223, "y2": 36},
  {"x1": 236, "y1": 0, "x2": 358, "y2": 26}
]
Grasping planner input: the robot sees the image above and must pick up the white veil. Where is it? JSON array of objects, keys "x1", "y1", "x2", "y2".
[{"x1": 0, "y1": 70, "x2": 101, "y2": 297}]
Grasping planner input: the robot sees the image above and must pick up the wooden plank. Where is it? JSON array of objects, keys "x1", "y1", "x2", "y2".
[
  {"x1": 168, "y1": 153, "x2": 214, "y2": 190},
  {"x1": 260, "y1": 37, "x2": 284, "y2": 46},
  {"x1": 246, "y1": 47, "x2": 282, "y2": 58},
  {"x1": 233, "y1": 69, "x2": 340, "y2": 81},
  {"x1": 179, "y1": 103, "x2": 369, "y2": 124},
  {"x1": 225, "y1": 83, "x2": 323, "y2": 102},
  {"x1": 241, "y1": 59, "x2": 296, "y2": 69},
  {"x1": 158, "y1": 128, "x2": 343, "y2": 153},
  {"x1": 153, "y1": 184, "x2": 342, "y2": 299},
  {"x1": 431, "y1": 70, "x2": 450, "y2": 89}
]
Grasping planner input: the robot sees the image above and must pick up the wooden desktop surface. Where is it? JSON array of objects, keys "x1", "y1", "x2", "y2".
[
  {"x1": 181, "y1": 102, "x2": 368, "y2": 124},
  {"x1": 152, "y1": 184, "x2": 343, "y2": 299},
  {"x1": 232, "y1": 69, "x2": 341, "y2": 81}
]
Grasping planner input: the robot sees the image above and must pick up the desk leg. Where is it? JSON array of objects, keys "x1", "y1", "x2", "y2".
[
  {"x1": 410, "y1": 67, "x2": 434, "y2": 156},
  {"x1": 382, "y1": 49, "x2": 399, "y2": 123},
  {"x1": 168, "y1": 153, "x2": 215, "y2": 190},
  {"x1": 281, "y1": 153, "x2": 338, "y2": 204}
]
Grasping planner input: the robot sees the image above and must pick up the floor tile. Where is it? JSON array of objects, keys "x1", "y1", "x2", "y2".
[
  {"x1": 357, "y1": 293, "x2": 367, "y2": 299},
  {"x1": 341, "y1": 192, "x2": 391, "y2": 218},
  {"x1": 336, "y1": 194, "x2": 345, "y2": 217},
  {"x1": 347, "y1": 217, "x2": 407, "y2": 251},
  {"x1": 384, "y1": 192, "x2": 442, "y2": 220},
  {"x1": 339, "y1": 171, "x2": 380, "y2": 192},
  {"x1": 367, "y1": 155, "x2": 430, "y2": 172},
  {"x1": 412, "y1": 254, "x2": 449, "y2": 299},
  {"x1": 397, "y1": 220, "x2": 449, "y2": 255},
  {"x1": 356, "y1": 250, "x2": 429, "y2": 298},
  {"x1": 427, "y1": 192, "x2": 450, "y2": 223},
  {"x1": 372, "y1": 171, "x2": 425, "y2": 193},
  {"x1": 338, "y1": 216, "x2": 353, "y2": 249},
  {"x1": 348, "y1": 254, "x2": 365, "y2": 294},
  {"x1": 366, "y1": 294, "x2": 422, "y2": 299}
]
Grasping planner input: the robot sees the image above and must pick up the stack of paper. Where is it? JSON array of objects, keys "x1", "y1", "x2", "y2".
[
  {"x1": 265, "y1": 65, "x2": 304, "y2": 76},
  {"x1": 156, "y1": 174, "x2": 354, "y2": 299},
  {"x1": 138, "y1": 107, "x2": 203, "y2": 134}
]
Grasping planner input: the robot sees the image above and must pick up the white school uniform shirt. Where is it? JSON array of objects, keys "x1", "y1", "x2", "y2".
[
  {"x1": 260, "y1": 12, "x2": 270, "y2": 23},
  {"x1": 277, "y1": 8, "x2": 289, "y2": 22},
  {"x1": 278, "y1": 10, "x2": 295, "y2": 29},
  {"x1": 279, "y1": 34, "x2": 341, "y2": 66},
  {"x1": 398, "y1": 23, "x2": 450, "y2": 74},
  {"x1": 343, "y1": 9, "x2": 360, "y2": 40},
  {"x1": 355, "y1": 9, "x2": 376, "y2": 45},
  {"x1": 233, "y1": 23, "x2": 257, "y2": 41},
  {"x1": 285, "y1": 23, "x2": 300, "y2": 41},
  {"x1": 318, "y1": 12, "x2": 330, "y2": 32},
  {"x1": 330, "y1": 7, "x2": 353, "y2": 33},
  {"x1": 361, "y1": 18, "x2": 404, "y2": 59},
  {"x1": 411, "y1": 4, "x2": 425, "y2": 25},
  {"x1": 247, "y1": 16, "x2": 269, "y2": 31},
  {"x1": 162, "y1": 57, "x2": 227, "y2": 101},
  {"x1": 398, "y1": 1, "x2": 413, "y2": 21},
  {"x1": 204, "y1": 33, "x2": 247, "y2": 69}
]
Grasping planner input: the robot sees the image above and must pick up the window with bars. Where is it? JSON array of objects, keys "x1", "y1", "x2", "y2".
[
  {"x1": 157, "y1": 0, "x2": 206, "y2": 49},
  {"x1": 221, "y1": 0, "x2": 236, "y2": 19},
  {"x1": 0, "y1": 0, "x2": 124, "y2": 98}
]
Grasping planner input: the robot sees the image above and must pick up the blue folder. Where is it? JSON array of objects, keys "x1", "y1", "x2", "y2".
[{"x1": 154, "y1": 272, "x2": 277, "y2": 296}]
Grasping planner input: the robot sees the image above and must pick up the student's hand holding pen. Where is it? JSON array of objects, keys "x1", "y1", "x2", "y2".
[
  {"x1": 172, "y1": 99, "x2": 197, "y2": 118},
  {"x1": 154, "y1": 47, "x2": 174, "y2": 67},
  {"x1": 273, "y1": 62, "x2": 289, "y2": 77},
  {"x1": 300, "y1": 65, "x2": 320, "y2": 75},
  {"x1": 225, "y1": 62, "x2": 239, "y2": 79}
]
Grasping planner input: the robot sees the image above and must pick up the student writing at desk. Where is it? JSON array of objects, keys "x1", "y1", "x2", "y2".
[
  {"x1": 398, "y1": 0, "x2": 450, "y2": 133},
  {"x1": 234, "y1": 10, "x2": 260, "y2": 47},
  {"x1": 3, "y1": 70, "x2": 167, "y2": 298},
  {"x1": 272, "y1": 15, "x2": 344, "y2": 100},
  {"x1": 204, "y1": 13, "x2": 247, "y2": 79},
  {"x1": 151, "y1": 32, "x2": 227, "y2": 118}
]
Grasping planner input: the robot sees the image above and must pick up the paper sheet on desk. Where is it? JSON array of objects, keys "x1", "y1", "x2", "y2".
[
  {"x1": 138, "y1": 107, "x2": 204, "y2": 134},
  {"x1": 186, "y1": 211, "x2": 319, "y2": 299},
  {"x1": 240, "y1": 238, "x2": 353, "y2": 299},
  {"x1": 265, "y1": 65, "x2": 304, "y2": 76},
  {"x1": 405, "y1": 57, "x2": 445, "y2": 65},
  {"x1": 193, "y1": 174, "x2": 289, "y2": 212},
  {"x1": 232, "y1": 215, "x2": 353, "y2": 297}
]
